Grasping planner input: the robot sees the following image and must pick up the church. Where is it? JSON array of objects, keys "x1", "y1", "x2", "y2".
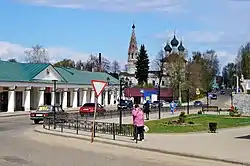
[{"x1": 119, "y1": 23, "x2": 186, "y2": 103}]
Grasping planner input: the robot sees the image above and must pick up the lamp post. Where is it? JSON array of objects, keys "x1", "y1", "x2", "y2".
[
  {"x1": 52, "y1": 80, "x2": 57, "y2": 129},
  {"x1": 107, "y1": 77, "x2": 127, "y2": 132},
  {"x1": 186, "y1": 89, "x2": 190, "y2": 114},
  {"x1": 158, "y1": 84, "x2": 161, "y2": 119}
]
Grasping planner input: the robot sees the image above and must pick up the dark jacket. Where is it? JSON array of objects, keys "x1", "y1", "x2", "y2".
[{"x1": 143, "y1": 102, "x2": 150, "y2": 113}]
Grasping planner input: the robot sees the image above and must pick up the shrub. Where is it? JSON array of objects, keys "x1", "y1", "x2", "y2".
[
  {"x1": 198, "y1": 110, "x2": 202, "y2": 114},
  {"x1": 178, "y1": 112, "x2": 186, "y2": 123},
  {"x1": 229, "y1": 107, "x2": 241, "y2": 117}
]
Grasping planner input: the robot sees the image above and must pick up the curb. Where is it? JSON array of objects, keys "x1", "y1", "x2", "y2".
[
  {"x1": 34, "y1": 127, "x2": 250, "y2": 166},
  {"x1": 0, "y1": 113, "x2": 29, "y2": 118}
]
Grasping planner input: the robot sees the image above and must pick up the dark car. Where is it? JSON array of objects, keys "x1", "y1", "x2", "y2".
[
  {"x1": 151, "y1": 101, "x2": 162, "y2": 108},
  {"x1": 118, "y1": 100, "x2": 133, "y2": 110},
  {"x1": 79, "y1": 103, "x2": 106, "y2": 115},
  {"x1": 211, "y1": 94, "x2": 217, "y2": 100},
  {"x1": 220, "y1": 90, "x2": 225, "y2": 95},
  {"x1": 30, "y1": 105, "x2": 66, "y2": 124},
  {"x1": 194, "y1": 101, "x2": 202, "y2": 107}
]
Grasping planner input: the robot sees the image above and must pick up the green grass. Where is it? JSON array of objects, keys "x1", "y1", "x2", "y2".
[{"x1": 145, "y1": 114, "x2": 250, "y2": 133}]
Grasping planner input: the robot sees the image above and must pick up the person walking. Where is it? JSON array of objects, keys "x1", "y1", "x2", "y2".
[
  {"x1": 132, "y1": 104, "x2": 145, "y2": 141},
  {"x1": 143, "y1": 100, "x2": 150, "y2": 120}
]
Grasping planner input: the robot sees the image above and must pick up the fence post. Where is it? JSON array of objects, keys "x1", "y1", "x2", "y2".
[
  {"x1": 94, "y1": 122, "x2": 96, "y2": 138},
  {"x1": 112, "y1": 123, "x2": 115, "y2": 140},
  {"x1": 76, "y1": 114, "x2": 79, "y2": 135},
  {"x1": 48, "y1": 118, "x2": 51, "y2": 130},
  {"x1": 61, "y1": 119, "x2": 63, "y2": 132}
]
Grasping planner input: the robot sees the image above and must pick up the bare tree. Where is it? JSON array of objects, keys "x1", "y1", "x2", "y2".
[
  {"x1": 83, "y1": 54, "x2": 110, "y2": 72},
  {"x1": 24, "y1": 44, "x2": 49, "y2": 63},
  {"x1": 153, "y1": 50, "x2": 165, "y2": 87},
  {"x1": 111, "y1": 60, "x2": 120, "y2": 73},
  {"x1": 165, "y1": 53, "x2": 186, "y2": 102}
]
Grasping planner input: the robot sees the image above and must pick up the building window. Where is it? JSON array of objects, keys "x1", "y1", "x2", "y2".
[
  {"x1": 131, "y1": 53, "x2": 134, "y2": 59},
  {"x1": 162, "y1": 81, "x2": 165, "y2": 86},
  {"x1": 152, "y1": 80, "x2": 155, "y2": 86}
]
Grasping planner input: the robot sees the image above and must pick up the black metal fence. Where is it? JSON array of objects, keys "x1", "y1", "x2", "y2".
[
  {"x1": 66, "y1": 105, "x2": 198, "y2": 120},
  {"x1": 43, "y1": 117, "x2": 134, "y2": 140}
]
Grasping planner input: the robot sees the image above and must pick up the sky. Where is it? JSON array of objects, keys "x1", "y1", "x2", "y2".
[{"x1": 0, "y1": 0, "x2": 250, "y2": 71}]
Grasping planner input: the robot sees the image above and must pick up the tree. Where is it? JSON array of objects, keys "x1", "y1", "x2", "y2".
[
  {"x1": 201, "y1": 50, "x2": 220, "y2": 91},
  {"x1": 222, "y1": 63, "x2": 236, "y2": 88},
  {"x1": 111, "y1": 60, "x2": 120, "y2": 73},
  {"x1": 153, "y1": 50, "x2": 165, "y2": 87},
  {"x1": 238, "y1": 43, "x2": 250, "y2": 79},
  {"x1": 165, "y1": 52, "x2": 186, "y2": 101},
  {"x1": 54, "y1": 59, "x2": 75, "y2": 68},
  {"x1": 135, "y1": 45, "x2": 149, "y2": 85},
  {"x1": 8, "y1": 58, "x2": 17, "y2": 62},
  {"x1": 24, "y1": 44, "x2": 49, "y2": 63},
  {"x1": 75, "y1": 60, "x2": 85, "y2": 70},
  {"x1": 83, "y1": 54, "x2": 110, "y2": 72}
]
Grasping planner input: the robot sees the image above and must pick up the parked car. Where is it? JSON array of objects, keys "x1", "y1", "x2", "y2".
[
  {"x1": 151, "y1": 101, "x2": 162, "y2": 108},
  {"x1": 117, "y1": 100, "x2": 133, "y2": 110},
  {"x1": 79, "y1": 103, "x2": 106, "y2": 115},
  {"x1": 220, "y1": 90, "x2": 225, "y2": 95},
  {"x1": 194, "y1": 101, "x2": 202, "y2": 107},
  {"x1": 211, "y1": 94, "x2": 217, "y2": 100},
  {"x1": 30, "y1": 105, "x2": 66, "y2": 124}
]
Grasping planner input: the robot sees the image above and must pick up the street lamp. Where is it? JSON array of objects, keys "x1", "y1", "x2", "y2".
[
  {"x1": 52, "y1": 80, "x2": 57, "y2": 129},
  {"x1": 184, "y1": 89, "x2": 190, "y2": 114}
]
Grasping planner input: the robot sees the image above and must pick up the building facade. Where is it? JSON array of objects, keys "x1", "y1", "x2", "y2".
[{"x1": 0, "y1": 61, "x2": 119, "y2": 112}]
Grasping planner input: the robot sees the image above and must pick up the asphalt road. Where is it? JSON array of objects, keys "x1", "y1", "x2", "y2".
[
  {"x1": 0, "y1": 116, "x2": 238, "y2": 166},
  {"x1": 209, "y1": 89, "x2": 232, "y2": 108}
]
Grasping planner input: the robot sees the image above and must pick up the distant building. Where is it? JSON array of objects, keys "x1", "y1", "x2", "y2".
[{"x1": 120, "y1": 24, "x2": 187, "y2": 103}]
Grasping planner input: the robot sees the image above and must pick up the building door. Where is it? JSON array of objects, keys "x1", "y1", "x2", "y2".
[
  {"x1": 15, "y1": 91, "x2": 23, "y2": 111},
  {"x1": 44, "y1": 93, "x2": 51, "y2": 105},
  {"x1": 0, "y1": 92, "x2": 8, "y2": 112}
]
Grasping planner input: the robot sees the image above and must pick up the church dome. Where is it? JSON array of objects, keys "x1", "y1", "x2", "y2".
[
  {"x1": 164, "y1": 43, "x2": 172, "y2": 52},
  {"x1": 178, "y1": 41, "x2": 185, "y2": 52},
  {"x1": 170, "y1": 35, "x2": 179, "y2": 47}
]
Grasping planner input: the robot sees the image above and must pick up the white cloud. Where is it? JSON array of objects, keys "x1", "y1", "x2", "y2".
[
  {"x1": 0, "y1": 41, "x2": 90, "y2": 63},
  {"x1": 16, "y1": 0, "x2": 184, "y2": 12}
]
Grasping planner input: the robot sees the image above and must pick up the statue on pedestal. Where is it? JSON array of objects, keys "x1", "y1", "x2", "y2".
[{"x1": 240, "y1": 74, "x2": 247, "y2": 93}]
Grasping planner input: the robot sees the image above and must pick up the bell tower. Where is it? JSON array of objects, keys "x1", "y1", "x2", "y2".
[{"x1": 127, "y1": 23, "x2": 138, "y2": 74}]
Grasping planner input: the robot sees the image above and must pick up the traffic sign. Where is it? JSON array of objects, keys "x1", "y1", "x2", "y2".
[{"x1": 91, "y1": 80, "x2": 108, "y2": 97}]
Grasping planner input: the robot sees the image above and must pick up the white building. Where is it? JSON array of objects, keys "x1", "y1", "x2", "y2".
[
  {"x1": 121, "y1": 24, "x2": 186, "y2": 88},
  {"x1": 0, "y1": 60, "x2": 119, "y2": 112}
]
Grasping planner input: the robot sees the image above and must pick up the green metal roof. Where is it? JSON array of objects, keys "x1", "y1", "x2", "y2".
[
  {"x1": 55, "y1": 67, "x2": 119, "y2": 85},
  {"x1": 0, "y1": 61, "x2": 119, "y2": 85},
  {"x1": 0, "y1": 60, "x2": 49, "y2": 82}
]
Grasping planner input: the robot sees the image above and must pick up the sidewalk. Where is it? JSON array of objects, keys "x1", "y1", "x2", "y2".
[
  {"x1": 35, "y1": 124, "x2": 250, "y2": 165},
  {"x1": 0, "y1": 111, "x2": 30, "y2": 118},
  {"x1": 34, "y1": 110, "x2": 250, "y2": 165}
]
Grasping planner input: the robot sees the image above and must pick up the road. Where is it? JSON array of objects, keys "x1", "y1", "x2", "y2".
[
  {"x1": 209, "y1": 89, "x2": 232, "y2": 108},
  {"x1": 0, "y1": 116, "x2": 238, "y2": 166}
]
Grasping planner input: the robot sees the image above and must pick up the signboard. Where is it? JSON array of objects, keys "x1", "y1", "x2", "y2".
[
  {"x1": 90, "y1": 80, "x2": 108, "y2": 143},
  {"x1": 196, "y1": 88, "x2": 200, "y2": 95}
]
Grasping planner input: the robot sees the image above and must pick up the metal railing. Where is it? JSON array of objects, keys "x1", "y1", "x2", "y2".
[{"x1": 43, "y1": 117, "x2": 134, "y2": 140}]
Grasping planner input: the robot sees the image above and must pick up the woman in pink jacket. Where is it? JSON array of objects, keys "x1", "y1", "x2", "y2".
[{"x1": 132, "y1": 104, "x2": 145, "y2": 141}]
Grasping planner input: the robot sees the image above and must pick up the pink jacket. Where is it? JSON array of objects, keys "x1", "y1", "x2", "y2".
[{"x1": 132, "y1": 107, "x2": 144, "y2": 127}]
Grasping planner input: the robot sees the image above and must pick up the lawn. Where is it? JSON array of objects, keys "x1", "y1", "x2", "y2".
[{"x1": 145, "y1": 114, "x2": 250, "y2": 133}]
